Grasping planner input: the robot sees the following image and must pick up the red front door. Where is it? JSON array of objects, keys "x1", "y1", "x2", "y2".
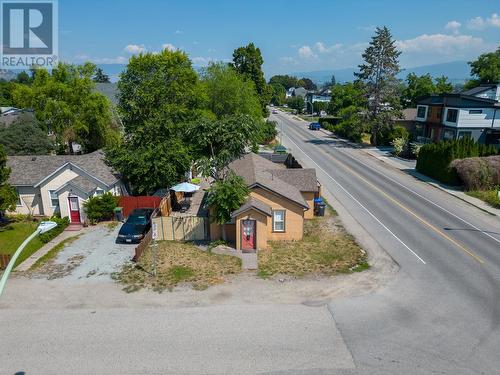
[
  {"x1": 68, "y1": 197, "x2": 81, "y2": 223},
  {"x1": 241, "y1": 219, "x2": 256, "y2": 251}
]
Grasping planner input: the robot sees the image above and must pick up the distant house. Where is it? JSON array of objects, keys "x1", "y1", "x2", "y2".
[
  {"x1": 286, "y1": 87, "x2": 308, "y2": 99},
  {"x1": 210, "y1": 153, "x2": 320, "y2": 251},
  {"x1": 7, "y1": 151, "x2": 127, "y2": 223},
  {"x1": 415, "y1": 84, "x2": 500, "y2": 145},
  {"x1": 393, "y1": 108, "x2": 417, "y2": 134}
]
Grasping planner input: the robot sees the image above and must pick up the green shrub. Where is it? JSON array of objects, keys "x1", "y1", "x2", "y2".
[
  {"x1": 256, "y1": 120, "x2": 278, "y2": 144},
  {"x1": 391, "y1": 137, "x2": 408, "y2": 156},
  {"x1": 38, "y1": 216, "x2": 70, "y2": 243},
  {"x1": 191, "y1": 178, "x2": 201, "y2": 184},
  {"x1": 451, "y1": 156, "x2": 500, "y2": 190},
  {"x1": 416, "y1": 138, "x2": 498, "y2": 185},
  {"x1": 318, "y1": 117, "x2": 340, "y2": 129},
  {"x1": 83, "y1": 193, "x2": 119, "y2": 224}
]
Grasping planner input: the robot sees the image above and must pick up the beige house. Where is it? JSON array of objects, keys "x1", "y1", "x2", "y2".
[
  {"x1": 7, "y1": 151, "x2": 127, "y2": 223},
  {"x1": 210, "y1": 153, "x2": 320, "y2": 251}
]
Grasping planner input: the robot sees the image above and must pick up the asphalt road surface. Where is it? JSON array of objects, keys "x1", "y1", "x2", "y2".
[{"x1": 272, "y1": 111, "x2": 500, "y2": 374}]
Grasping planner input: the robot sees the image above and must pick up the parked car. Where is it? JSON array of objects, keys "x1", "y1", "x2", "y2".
[
  {"x1": 309, "y1": 122, "x2": 321, "y2": 130},
  {"x1": 272, "y1": 109, "x2": 278, "y2": 114},
  {"x1": 117, "y1": 208, "x2": 154, "y2": 243}
]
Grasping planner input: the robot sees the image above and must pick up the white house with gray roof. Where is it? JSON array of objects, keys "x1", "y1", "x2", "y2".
[{"x1": 7, "y1": 151, "x2": 127, "y2": 223}]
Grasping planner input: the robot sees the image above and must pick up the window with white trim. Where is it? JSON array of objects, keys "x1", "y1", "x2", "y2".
[
  {"x1": 95, "y1": 189, "x2": 104, "y2": 196},
  {"x1": 49, "y1": 190, "x2": 59, "y2": 207},
  {"x1": 272, "y1": 210, "x2": 286, "y2": 232},
  {"x1": 446, "y1": 109, "x2": 458, "y2": 123},
  {"x1": 417, "y1": 106, "x2": 427, "y2": 119},
  {"x1": 469, "y1": 109, "x2": 482, "y2": 114}
]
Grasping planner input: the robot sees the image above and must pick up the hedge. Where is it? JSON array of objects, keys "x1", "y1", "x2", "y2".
[
  {"x1": 83, "y1": 193, "x2": 119, "y2": 224},
  {"x1": 416, "y1": 137, "x2": 498, "y2": 185},
  {"x1": 318, "y1": 117, "x2": 341, "y2": 129},
  {"x1": 39, "y1": 216, "x2": 70, "y2": 243}
]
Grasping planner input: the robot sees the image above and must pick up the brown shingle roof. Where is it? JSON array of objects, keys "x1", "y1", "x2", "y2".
[
  {"x1": 7, "y1": 150, "x2": 120, "y2": 187},
  {"x1": 228, "y1": 153, "x2": 317, "y2": 209},
  {"x1": 231, "y1": 197, "x2": 272, "y2": 218}
]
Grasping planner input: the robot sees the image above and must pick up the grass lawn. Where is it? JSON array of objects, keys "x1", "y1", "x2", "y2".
[
  {"x1": 0, "y1": 221, "x2": 45, "y2": 268},
  {"x1": 466, "y1": 189, "x2": 500, "y2": 209},
  {"x1": 113, "y1": 241, "x2": 242, "y2": 292},
  {"x1": 258, "y1": 207, "x2": 368, "y2": 278},
  {"x1": 29, "y1": 234, "x2": 81, "y2": 271}
]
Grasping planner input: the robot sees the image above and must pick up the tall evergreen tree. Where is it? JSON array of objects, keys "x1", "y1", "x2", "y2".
[
  {"x1": 231, "y1": 43, "x2": 270, "y2": 115},
  {"x1": 93, "y1": 67, "x2": 110, "y2": 83},
  {"x1": 355, "y1": 26, "x2": 402, "y2": 145}
]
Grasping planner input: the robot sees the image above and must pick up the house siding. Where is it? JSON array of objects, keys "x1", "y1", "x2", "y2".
[
  {"x1": 250, "y1": 187, "x2": 304, "y2": 242},
  {"x1": 39, "y1": 168, "x2": 79, "y2": 217},
  {"x1": 14, "y1": 186, "x2": 43, "y2": 215},
  {"x1": 302, "y1": 192, "x2": 315, "y2": 220}
]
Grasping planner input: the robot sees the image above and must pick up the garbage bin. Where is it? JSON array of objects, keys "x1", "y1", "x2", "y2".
[
  {"x1": 314, "y1": 198, "x2": 326, "y2": 217},
  {"x1": 114, "y1": 207, "x2": 124, "y2": 222}
]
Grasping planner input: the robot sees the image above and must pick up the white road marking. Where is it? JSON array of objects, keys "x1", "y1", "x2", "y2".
[{"x1": 281, "y1": 124, "x2": 427, "y2": 265}]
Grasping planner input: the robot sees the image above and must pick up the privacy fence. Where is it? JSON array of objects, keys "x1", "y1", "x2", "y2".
[{"x1": 152, "y1": 216, "x2": 208, "y2": 241}]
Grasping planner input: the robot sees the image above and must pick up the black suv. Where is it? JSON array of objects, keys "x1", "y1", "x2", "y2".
[{"x1": 117, "y1": 208, "x2": 154, "y2": 243}]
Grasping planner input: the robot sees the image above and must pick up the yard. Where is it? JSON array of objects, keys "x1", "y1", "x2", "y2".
[
  {"x1": 258, "y1": 206, "x2": 368, "y2": 278},
  {"x1": 113, "y1": 241, "x2": 242, "y2": 292},
  {"x1": 0, "y1": 221, "x2": 44, "y2": 267}
]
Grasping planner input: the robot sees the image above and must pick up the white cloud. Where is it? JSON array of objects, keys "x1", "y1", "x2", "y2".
[
  {"x1": 279, "y1": 56, "x2": 298, "y2": 66},
  {"x1": 175, "y1": 30, "x2": 182, "y2": 34},
  {"x1": 396, "y1": 33, "x2": 486, "y2": 54},
  {"x1": 467, "y1": 13, "x2": 500, "y2": 30},
  {"x1": 298, "y1": 45, "x2": 317, "y2": 60},
  {"x1": 315, "y1": 42, "x2": 342, "y2": 53},
  {"x1": 444, "y1": 20, "x2": 461, "y2": 34},
  {"x1": 124, "y1": 44, "x2": 146, "y2": 54},
  {"x1": 162, "y1": 43, "x2": 177, "y2": 51}
]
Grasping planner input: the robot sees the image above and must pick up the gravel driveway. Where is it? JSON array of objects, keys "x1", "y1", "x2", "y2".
[{"x1": 39, "y1": 224, "x2": 135, "y2": 282}]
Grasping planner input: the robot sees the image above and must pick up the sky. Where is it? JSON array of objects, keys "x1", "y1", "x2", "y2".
[{"x1": 59, "y1": 0, "x2": 500, "y2": 76}]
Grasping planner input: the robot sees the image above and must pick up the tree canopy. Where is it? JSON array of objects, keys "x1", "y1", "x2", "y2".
[
  {"x1": 269, "y1": 75, "x2": 298, "y2": 90},
  {"x1": 402, "y1": 73, "x2": 454, "y2": 107},
  {"x1": 328, "y1": 82, "x2": 365, "y2": 115},
  {"x1": 231, "y1": 43, "x2": 270, "y2": 114},
  {"x1": 12, "y1": 62, "x2": 116, "y2": 153},
  {"x1": 468, "y1": 48, "x2": 500, "y2": 87},
  {"x1": 201, "y1": 62, "x2": 261, "y2": 120},
  {"x1": 93, "y1": 68, "x2": 110, "y2": 83},
  {"x1": 0, "y1": 117, "x2": 53, "y2": 155}
]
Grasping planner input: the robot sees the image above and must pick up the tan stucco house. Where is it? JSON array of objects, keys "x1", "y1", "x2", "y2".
[
  {"x1": 7, "y1": 151, "x2": 127, "y2": 223},
  {"x1": 210, "y1": 153, "x2": 320, "y2": 251}
]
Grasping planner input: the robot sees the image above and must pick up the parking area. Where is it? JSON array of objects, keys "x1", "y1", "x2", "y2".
[{"x1": 30, "y1": 223, "x2": 135, "y2": 282}]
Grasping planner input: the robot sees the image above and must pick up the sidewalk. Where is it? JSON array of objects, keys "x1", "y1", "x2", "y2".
[{"x1": 16, "y1": 226, "x2": 90, "y2": 272}]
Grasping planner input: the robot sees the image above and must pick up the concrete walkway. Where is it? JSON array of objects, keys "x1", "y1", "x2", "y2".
[
  {"x1": 210, "y1": 245, "x2": 258, "y2": 270},
  {"x1": 16, "y1": 226, "x2": 90, "y2": 271}
]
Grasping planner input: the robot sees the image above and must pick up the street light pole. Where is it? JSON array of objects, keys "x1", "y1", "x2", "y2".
[{"x1": 0, "y1": 221, "x2": 57, "y2": 298}]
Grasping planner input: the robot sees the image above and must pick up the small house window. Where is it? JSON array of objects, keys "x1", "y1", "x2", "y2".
[
  {"x1": 417, "y1": 106, "x2": 427, "y2": 118},
  {"x1": 469, "y1": 109, "x2": 482, "y2": 114},
  {"x1": 95, "y1": 189, "x2": 104, "y2": 196},
  {"x1": 49, "y1": 190, "x2": 59, "y2": 207},
  {"x1": 446, "y1": 109, "x2": 458, "y2": 123},
  {"x1": 443, "y1": 129, "x2": 455, "y2": 140},
  {"x1": 272, "y1": 210, "x2": 286, "y2": 232},
  {"x1": 16, "y1": 189, "x2": 22, "y2": 207}
]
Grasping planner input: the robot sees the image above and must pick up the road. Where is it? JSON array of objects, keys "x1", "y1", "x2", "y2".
[{"x1": 271, "y1": 111, "x2": 500, "y2": 374}]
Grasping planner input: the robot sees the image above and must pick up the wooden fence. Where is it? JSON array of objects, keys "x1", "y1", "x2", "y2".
[
  {"x1": 132, "y1": 227, "x2": 153, "y2": 262},
  {"x1": 118, "y1": 196, "x2": 162, "y2": 218},
  {"x1": 152, "y1": 216, "x2": 208, "y2": 241}
]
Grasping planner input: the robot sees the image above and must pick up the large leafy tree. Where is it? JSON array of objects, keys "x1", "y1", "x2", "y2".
[
  {"x1": 434, "y1": 75, "x2": 453, "y2": 94},
  {"x1": 466, "y1": 48, "x2": 500, "y2": 88},
  {"x1": 0, "y1": 144, "x2": 17, "y2": 212},
  {"x1": 297, "y1": 77, "x2": 317, "y2": 91},
  {"x1": 269, "y1": 83, "x2": 286, "y2": 106},
  {"x1": 201, "y1": 62, "x2": 261, "y2": 120},
  {"x1": 108, "y1": 49, "x2": 205, "y2": 194},
  {"x1": 328, "y1": 82, "x2": 366, "y2": 115},
  {"x1": 106, "y1": 121, "x2": 191, "y2": 195},
  {"x1": 12, "y1": 63, "x2": 116, "y2": 153},
  {"x1": 286, "y1": 96, "x2": 305, "y2": 114},
  {"x1": 0, "y1": 117, "x2": 53, "y2": 155},
  {"x1": 402, "y1": 73, "x2": 435, "y2": 107},
  {"x1": 118, "y1": 49, "x2": 205, "y2": 134},
  {"x1": 231, "y1": 43, "x2": 270, "y2": 115},
  {"x1": 269, "y1": 75, "x2": 298, "y2": 90},
  {"x1": 355, "y1": 26, "x2": 402, "y2": 145}
]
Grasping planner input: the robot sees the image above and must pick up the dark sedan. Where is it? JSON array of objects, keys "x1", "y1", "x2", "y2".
[
  {"x1": 309, "y1": 122, "x2": 321, "y2": 130},
  {"x1": 117, "y1": 208, "x2": 154, "y2": 244}
]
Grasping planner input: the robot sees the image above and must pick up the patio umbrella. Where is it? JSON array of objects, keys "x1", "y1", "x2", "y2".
[{"x1": 170, "y1": 182, "x2": 200, "y2": 193}]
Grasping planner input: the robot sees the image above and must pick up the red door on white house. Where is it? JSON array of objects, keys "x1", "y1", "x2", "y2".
[
  {"x1": 68, "y1": 197, "x2": 81, "y2": 223},
  {"x1": 241, "y1": 219, "x2": 256, "y2": 251}
]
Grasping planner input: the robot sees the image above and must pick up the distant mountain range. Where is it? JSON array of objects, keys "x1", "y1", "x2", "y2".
[{"x1": 292, "y1": 61, "x2": 471, "y2": 85}]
